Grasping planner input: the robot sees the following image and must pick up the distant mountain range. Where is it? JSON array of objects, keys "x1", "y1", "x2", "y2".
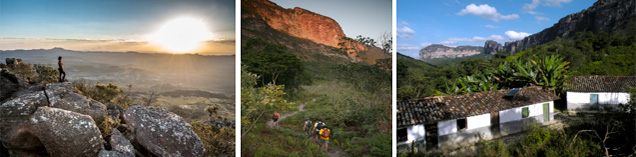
[{"x1": 419, "y1": 0, "x2": 635, "y2": 62}]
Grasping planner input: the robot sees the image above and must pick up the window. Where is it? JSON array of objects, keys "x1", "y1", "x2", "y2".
[
  {"x1": 398, "y1": 128, "x2": 407, "y2": 142},
  {"x1": 457, "y1": 118, "x2": 467, "y2": 130},
  {"x1": 522, "y1": 107, "x2": 529, "y2": 118}
]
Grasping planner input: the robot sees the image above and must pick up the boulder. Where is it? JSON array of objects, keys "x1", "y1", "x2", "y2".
[
  {"x1": 0, "y1": 69, "x2": 26, "y2": 101},
  {"x1": 123, "y1": 106, "x2": 204, "y2": 157},
  {"x1": 97, "y1": 150, "x2": 130, "y2": 157},
  {"x1": 45, "y1": 82, "x2": 108, "y2": 123},
  {"x1": 30, "y1": 107, "x2": 103, "y2": 157},
  {"x1": 106, "y1": 102, "x2": 124, "y2": 121},
  {"x1": 109, "y1": 129, "x2": 135, "y2": 157}
]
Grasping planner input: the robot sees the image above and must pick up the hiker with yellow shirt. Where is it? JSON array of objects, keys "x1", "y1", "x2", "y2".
[{"x1": 319, "y1": 125, "x2": 331, "y2": 152}]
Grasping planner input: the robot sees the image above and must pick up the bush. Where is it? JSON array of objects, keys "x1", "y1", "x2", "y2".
[{"x1": 191, "y1": 121, "x2": 235, "y2": 156}]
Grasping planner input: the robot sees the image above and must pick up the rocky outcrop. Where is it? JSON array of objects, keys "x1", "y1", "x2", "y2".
[
  {"x1": 419, "y1": 44, "x2": 483, "y2": 60},
  {"x1": 502, "y1": 0, "x2": 636, "y2": 54},
  {"x1": 484, "y1": 40, "x2": 504, "y2": 55},
  {"x1": 30, "y1": 107, "x2": 103, "y2": 157},
  {"x1": 242, "y1": 0, "x2": 380, "y2": 63},
  {"x1": 108, "y1": 130, "x2": 135, "y2": 157},
  {"x1": 0, "y1": 60, "x2": 207, "y2": 156},
  {"x1": 123, "y1": 106, "x2": 204, "y2": 157}
]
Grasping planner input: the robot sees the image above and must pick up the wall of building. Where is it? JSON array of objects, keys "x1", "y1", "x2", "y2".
[
  {"x1": 466, "y1": 113, "x2": 490, "y2": 130},
  {"x1": 405, "y1": 125, "x2": 425, "y2": 144},
  {"x1": 500, "y1": 101, "x2": 552, "y2": 124},
  {"x1": 435, "y1": 101, "x2": 554, "y2": 150},
  {"x1": 438, "y1": 119, "x2": 457, "y2": 136},
  {"x1": 567, "y1": 92, "x2": 630, "y2": 110}
]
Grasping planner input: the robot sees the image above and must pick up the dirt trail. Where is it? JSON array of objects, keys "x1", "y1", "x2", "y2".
[
  {"x1": 267, "y1": 98, "x2": 313, "y2": 128},
  {"x1": 266, "y1": 98, "x2": 347, "y2": 156}
]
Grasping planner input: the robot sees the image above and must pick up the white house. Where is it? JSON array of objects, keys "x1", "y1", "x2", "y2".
[
  {"x1": 565, "y1": 75, "x2": 636, "y2": 111},
  {"x1": 397, "y1": 86, "x2": 558, "y2": 151}
]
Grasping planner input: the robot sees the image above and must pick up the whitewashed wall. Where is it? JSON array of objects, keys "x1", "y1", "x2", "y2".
[
  {"x1": 406, "y1": 125, "x2": 426, "y2": 143},
  {"x1": 438, "y1": 119, "x2": 457, "y2": 136},
  {"x1": 500, "y1": 101, "x2": 552, "y2": 123},
  {"x1": 466, "y1": 113, "x2": 491, "y2": 130},
  {"x1": 567, "y1": 92, "x2": 631, "y2": 110}
]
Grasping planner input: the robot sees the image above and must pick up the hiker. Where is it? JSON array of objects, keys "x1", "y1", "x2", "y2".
[
  {"x1": 58, "y1": 56, "x2": 66, "y2": 82},
  {"x1": 312, "y1": 119, "x2": 325, "y2": 141},
  {"x1": 272, "y1": 111, "x2": 280, "y2": 126},
  {"x1": 303, "y1": 118, "x2": 312, "y2": 137},
  {"x1": 319, "y1": 125, "x2": 331, "y2": 152}
]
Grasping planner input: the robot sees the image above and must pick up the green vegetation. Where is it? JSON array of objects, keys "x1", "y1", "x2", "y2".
[
  {"x1": 242, "y1": 35, "x2": 391, "y2": 156},
  {"x1": 5, "y1": 62, "x2": 59, "y2": 85},
  {"x1": 398, "y1": 30, "x2": 636, "y2": 100},
  {"x1": 398, "y1": 30, "x2": 636, "y2": 156},
  {"x1": 242, "y1": 38, "x2": 312, "y2": 93}
]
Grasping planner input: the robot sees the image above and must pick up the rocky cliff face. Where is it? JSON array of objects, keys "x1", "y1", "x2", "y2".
[
  {"x1": 484, "y1": 40, "x2": 504, "y2": 54},
  {"x1": 242, "y1": 0, "x2": 376, "y2": 62},
  {"x1": 502, "y1": 0, "x2": 636, "y2": 54},
  {"x1": 419, "y1": 44, "x2": 483, "y2": 60}
]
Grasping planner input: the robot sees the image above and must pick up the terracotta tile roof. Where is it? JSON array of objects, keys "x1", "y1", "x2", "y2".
[
  {"x1": 565, "y1": 75, "x2": 636, "y2": 92},
  {"x1": 397, "y1": 86, "x2": 557, "y2": 128}
]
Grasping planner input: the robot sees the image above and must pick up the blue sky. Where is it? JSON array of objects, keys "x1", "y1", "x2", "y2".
[
  {"x1": 0, "y1": 0, "x2": 235, "y2": 55},
  {"x1": 273, "y1": 0, "x2": 392, "y2": 45},
  {"x1": 397, "y1": 0, "x2": 596, "y2": 58}
]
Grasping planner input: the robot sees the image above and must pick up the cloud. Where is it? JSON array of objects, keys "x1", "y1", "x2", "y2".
[
  {"x1": 446, "y1": 35, "x2": 504, "y2": 43},
  {"x1": 397, "y1": 26, "x2": 416, "y2": 40},
  {"x1": 535, "y1": 16, "x2": 550, "y2": 24},
  {"x1": 400, "y1": 21, "x2": 409, "y2": 26},
  {"x1": 535, "y1": 16, "x2": 550, "y2": 21},
  {"x1": 484, "y1": 25, "x2": 497, "y2": 29},
  {"x1": 456, "y1": 4, "x2": 519, "y2": 22},
  {"x1": 505, "y1": 31, "x2": 531, "y2": 40},
  {"x1": 420, "y1": 43, "x2": 432, "y2": 47},
  {"x1": 438, "y1": 40, "x2": 458, "y2": 46},
  {"x1": 397, "y1": 44, "x2": 421, "y2": 51},
  {"x1": 523, "y1": 0, "x2": 572, "y2": 14}
]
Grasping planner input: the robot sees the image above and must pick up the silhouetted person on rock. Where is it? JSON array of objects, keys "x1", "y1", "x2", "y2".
[{"x1": 58, "y1": 56, "x2": 65, "y2": 82}]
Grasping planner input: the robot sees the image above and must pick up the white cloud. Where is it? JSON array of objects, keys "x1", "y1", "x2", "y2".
[
  {"x1": 535, "y1": 16, "x2": 550, "y2": 24},
  {"x1": 447, "y1": 35, "x2": 504, "y2": 43},
  {"x1": 484, "y1": 25, "x2": 497, "y2": 29},
  {"x1": 535, "y1": 16, "x2": 550, "y2": 21},
  {"x1": 420, "y1": 43, "x2": 432, "y2": 47},
  {"x1": 400, "y1": 21, "x2": 409, "y2": 26},
  {"x1": 397, "y1": 44, "x2": 420, "y2": 51},
  {"x1": 397, "y1": 26, "x2": 416, "y2": 40},
  {"x1": 505, "y1": 31, "x2": 531, "y2": 40},
  {"x1": 438, "y1": 41, "x2": 458, "y2": 46},
  {"x1": 456, "y1": 4, "x2": 519, "y2": 22},
  {"x1": 523, "y1": 0, "x2": 573, "y2": 14}
]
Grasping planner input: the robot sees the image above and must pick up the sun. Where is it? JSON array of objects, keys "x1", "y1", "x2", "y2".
[{"x1": 149, "y1": 16, "x2": 213, "y2": 53}]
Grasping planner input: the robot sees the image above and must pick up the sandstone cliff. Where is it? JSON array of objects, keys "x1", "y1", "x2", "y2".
[
  {"x1": 502, "y1": 0, "x2": 636, "y2": 54},
  {"x1": 242, "y1": 0, "x2": 385, "y2": 64},
  {"x1": 419, "y1": 44, "x2": 483, "y2": 60},
  {"x1": 484, "y1": 40, "x2": 504, "y2": 54}
]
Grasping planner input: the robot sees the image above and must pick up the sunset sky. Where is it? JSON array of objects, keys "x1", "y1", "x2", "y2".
[{"x1": 0, "y1": 0, "x2": 235, "y2": 55}]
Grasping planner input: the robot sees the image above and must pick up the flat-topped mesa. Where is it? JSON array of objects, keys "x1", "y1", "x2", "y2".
[
  {"x1": 419, "y1": 44, "x2": 483, "y2": 60},
  {"x1": 502, "y1": 0, "x2": 635, "y2": 54},
  {"x1": 242, "y1": 0, "x2": 370, "y2": 62}
]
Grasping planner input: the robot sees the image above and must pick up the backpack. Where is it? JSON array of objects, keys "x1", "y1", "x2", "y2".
[
  {"x1": 316, "y1": 122, "x2": 325, "y2": 130},
  {"x1": 305, "y1": 121, "x2": 312, "y2": 128},
  {"x1": 321, "y1": 129, "x2": 330, "y2": 138}
]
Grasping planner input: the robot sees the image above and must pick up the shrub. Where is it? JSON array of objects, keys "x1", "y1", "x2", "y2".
[{"x1": 190, "y1": 121, "x2": 235, "y2": 156}]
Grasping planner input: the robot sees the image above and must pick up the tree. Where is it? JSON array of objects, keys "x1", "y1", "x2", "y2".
[{"x1": 242, "y1": 38, "x2": 311, "y2": 92}]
